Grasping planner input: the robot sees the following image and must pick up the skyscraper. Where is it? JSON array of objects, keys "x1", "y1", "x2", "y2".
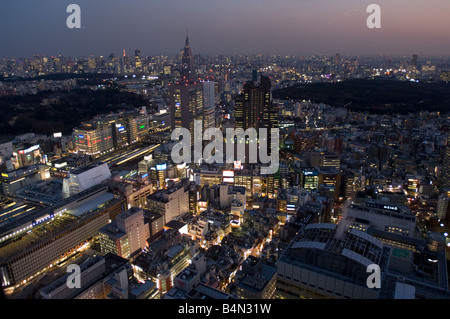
[
  {"x1": 232, "y1": 75, "x2": 279, "y2": 168},
  {"x1": 135, "y1": 49, "x2": 142, "y2": 60},
  {"x1": 170, "y1": 34, "x2": 203, "y2": 145},
  {"x1": 135, "y1": 49, "x2": 142, "y2": 71},
  {"x1": 202, "y1": 80, "x2": 216, "y2": 130},
  {"x1": 441, "y1": 134, "x2": 450, "y2": 190},
  {"x1": 169, "y1": 81, "x2": 204, "y2": 145},
  {"x1": 234, "y1": 74, "x2": 278, "y2": 131},
  {"x1": 412, "y1": 54, "x2": 418, "y2": 67},
  {"x1": 181, "y1": 32, "x2": 195, "y2": 81}
]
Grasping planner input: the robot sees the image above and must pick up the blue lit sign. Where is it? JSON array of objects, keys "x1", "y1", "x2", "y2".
[
  {"x1": 156, "y1": 163, "x2": 167, "y2": 171},
  {"x1": 78, "y1": 135, "x2": 84, "y2": 138},
  {"x1": 118, "y1": 126, "x2": 125, "y2": 132}
]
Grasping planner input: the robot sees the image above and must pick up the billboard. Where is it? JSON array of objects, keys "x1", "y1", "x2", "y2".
[
  {"x1": 223, "y1": 170, "x2": 234, "y2": 177},
  {"x1": 156, "y1": 163, "x2": 167, "y2": 171}
]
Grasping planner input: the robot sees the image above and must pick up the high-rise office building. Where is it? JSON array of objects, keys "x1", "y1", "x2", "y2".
[
  {"x1": 202, "y1": 80, "x2": 216, "y2": 130},
  {"x1": 412, "y1": 54, "x2": 418, "y2": 67},
  {"x1": 135, "y1": 49, "x2": 142, "y2": 60},
  {"x1": 436, "y1": 193, "x2": 450, "y2": 221},
  {"x1": 169, "y1": 82, "x2": 204, "y2": 145},
  {"x1": 441, "y1": 134, "x2": 450, "y2": 190},
  {"x1": 233, "y1": 75, "x2": 278, "y2": 167},
  {"x1": 135, "y1": 49, "x2": 142, "y2": 70},
  {"x1": 235, "y1": 75, "x2": 278, "y2": 131}
]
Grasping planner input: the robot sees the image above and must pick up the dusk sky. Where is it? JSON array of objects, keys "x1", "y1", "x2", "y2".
[{"x1": 1, "y1": 0, "x2": 449, "y2": 58}]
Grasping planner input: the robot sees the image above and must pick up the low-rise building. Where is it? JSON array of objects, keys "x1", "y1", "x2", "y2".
[
  {"x1": 99, "y1": 207, "x2": 148, "y2": 259},
  {"x1": 146, "y1": 180, "x2": 189, "y2": 224},
  {"x1": 235, "y1": 256, "x2": 277, "y2": 299},
  {"x1": 40, "y1": 253, "x2": 133, "y2": 299}
]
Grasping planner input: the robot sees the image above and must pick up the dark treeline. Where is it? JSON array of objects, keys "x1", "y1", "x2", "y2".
[
  {"x1": 272, "y1": 79, "x2": 450, "y2": 115},
  {"x1": 0, "y1": 88, "x2": 149, "y2": 137}
]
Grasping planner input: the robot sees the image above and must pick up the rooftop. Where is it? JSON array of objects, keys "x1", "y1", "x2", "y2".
[
  {"x1": 17, "y1": 180, "x2": 63, "y2": 205},
  {"x1": 0, "y1": 213, "x2": 78, "y2": 259},
  {"x1": 70, "y1": 161, "x2": 107, "y2": 176},
  {"x1": 40, "y1": 253, "x2": 129, "y2": 298},
  {"x1": 147, "y1": 181, "x2": 186, "y2": 203},
  {"x1": 348, "y1": 199, "x2": 415, "y2": 222},
  {"x1": 239, "y1": 262, "x2": 276, "y2": 293},
  {"x1": 175, "y1": 267, "x2": 198, "y2": 282},
  {"x1": 99, "y1": 221, "x2": 127, "y2": 239},
  {"x1": 279, "y1": 223, "x2": 389, "y2": 286},
  {"x1": 165, "y1": 283, "x2": 237, "y2": 299},
  {"x1": 117, "y1": 206, "x2": 143, "y2": 220},
  {"x1": 40, "y1": 254, "x2": 105, "y2": 296},
  {"x1": 66, "y1": 191, "x2": 115, "y2": 217}
]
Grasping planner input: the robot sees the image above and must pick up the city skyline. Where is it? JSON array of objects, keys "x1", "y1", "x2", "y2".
[
  {"x1": 1, "y1": 0, "x2": 450, "y2": 58},
  {"x1": 3, "y1": 0, "x2": 450, "y2": 304}
]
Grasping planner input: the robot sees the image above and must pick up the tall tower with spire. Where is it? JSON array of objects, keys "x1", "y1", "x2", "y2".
[
  {"x1": 169, "y1": 32, "x2": 203, "y2": 145},
  {"x1": 181, "y1": 30, "x2": 195, "y2": 81}
]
